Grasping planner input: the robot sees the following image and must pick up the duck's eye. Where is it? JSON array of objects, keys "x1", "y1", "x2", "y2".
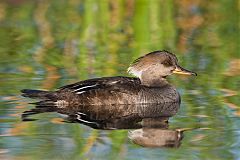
[{"x1": 161, "y1": 59, "x2": 173, "y2": 67}]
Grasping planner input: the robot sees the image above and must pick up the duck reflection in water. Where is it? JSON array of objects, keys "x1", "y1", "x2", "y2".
[
  {"x1": 21, "y1": 51, "x2": 197, "y2": 148},
  {"x1": 22, "y1": 102, "x2": 186, "y2": 148}
]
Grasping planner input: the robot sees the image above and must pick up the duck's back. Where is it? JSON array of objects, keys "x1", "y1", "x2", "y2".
[{"x1": 57, "y1": 76, "x2": 141, "y2": 106}]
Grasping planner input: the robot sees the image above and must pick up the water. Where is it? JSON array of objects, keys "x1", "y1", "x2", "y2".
[{"x1": 0, "y1": 0, "x2": 240, "y2": 160}]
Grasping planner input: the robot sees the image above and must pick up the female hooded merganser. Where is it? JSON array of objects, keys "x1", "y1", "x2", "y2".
[{"x1": 21, "y1": 50, "x2": 197, "y2": 107}]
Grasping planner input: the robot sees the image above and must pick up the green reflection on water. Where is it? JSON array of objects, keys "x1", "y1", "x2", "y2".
[{"x1": 0, "y1": 0, "x2": 239, "y2": 160}]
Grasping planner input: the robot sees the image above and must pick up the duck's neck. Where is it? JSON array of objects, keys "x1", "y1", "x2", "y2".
[{"x1": 140, "y1": 72, "x2": 169, "y2": 87}]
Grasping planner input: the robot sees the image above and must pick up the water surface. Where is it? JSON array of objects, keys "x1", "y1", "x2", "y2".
[{"x1": 0, "y1": 1, "x2": 239, "y2": 160}]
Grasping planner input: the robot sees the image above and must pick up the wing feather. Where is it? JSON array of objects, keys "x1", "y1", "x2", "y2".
[{"x1": 59, "y1": 76, "x2": 141, "y2": 95}]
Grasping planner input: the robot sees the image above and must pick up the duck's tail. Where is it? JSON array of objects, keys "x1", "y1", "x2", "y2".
[
  {"x1": 21, "y1": 89, "x2": 60, "y2": 121},
  {"x1": 21, "y1": 89, "x2": 54, "y2": 99}
]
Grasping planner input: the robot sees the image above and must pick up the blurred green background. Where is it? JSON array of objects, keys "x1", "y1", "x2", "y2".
[{"x1": 0, "y1": 0, "x2": 239, "y2": 160}]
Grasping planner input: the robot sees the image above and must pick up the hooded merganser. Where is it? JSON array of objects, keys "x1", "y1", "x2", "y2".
[{"x1": 21, "y1": 50, "x2": 197, "y2": 107}]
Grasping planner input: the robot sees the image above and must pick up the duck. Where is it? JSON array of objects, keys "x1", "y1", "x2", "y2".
[{"x1": 21, "y1": 50, "x2": 197, "y2": 107}]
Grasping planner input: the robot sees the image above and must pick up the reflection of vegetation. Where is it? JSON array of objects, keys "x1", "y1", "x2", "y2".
[{"x1": 0, "y1": 0, "x2": 239, "y2": 159}]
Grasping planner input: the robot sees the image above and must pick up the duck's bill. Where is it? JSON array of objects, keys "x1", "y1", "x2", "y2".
[{"x1": 173, "y1": 66, "x2": 197, "y2": 76}]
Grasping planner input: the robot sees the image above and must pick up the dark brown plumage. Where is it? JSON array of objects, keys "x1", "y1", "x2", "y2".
[{"x1": 21, "y1": 50, "x2": 196, "y2": 108}]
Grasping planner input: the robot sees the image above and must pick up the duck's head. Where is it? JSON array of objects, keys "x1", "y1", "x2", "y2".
[{"x1": 128, "y1": 51, "x2": 197, "y2": 85}]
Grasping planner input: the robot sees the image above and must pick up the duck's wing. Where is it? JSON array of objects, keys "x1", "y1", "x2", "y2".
[
  {"x1": 59, "y1": 76, "x2": 141, "y2": 95},
  {"x1": 57, "y1": 76, "x2": 142, "y2": 105}
]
